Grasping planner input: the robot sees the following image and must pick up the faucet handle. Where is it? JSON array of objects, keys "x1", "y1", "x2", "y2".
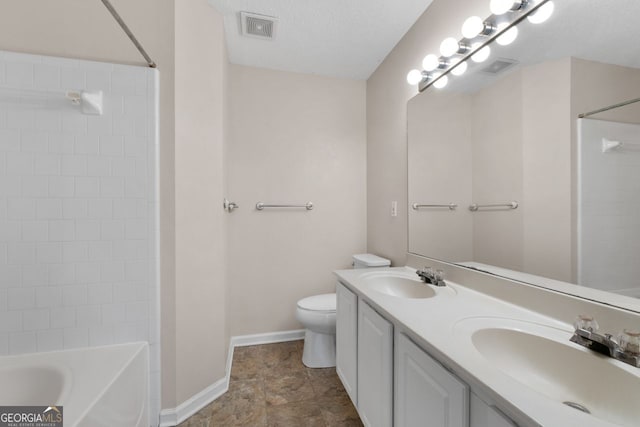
[
  {"x1": 574, "y1": 315, "x2": 599, "y2": 333},
  {"x1": 618, "y1": 330, "x2": 640, "y2": 355}
]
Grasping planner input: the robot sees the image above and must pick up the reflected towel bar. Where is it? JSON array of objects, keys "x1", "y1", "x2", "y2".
[
  {"x1": 469, "y1": 201, "x2": 518, "y2": 211},
  {"x1": 412, "y1": 203, "x2": 457, "y2": 211},
  {"x1": 256, "y1": 202, "x2": 313, "y2": 210}
]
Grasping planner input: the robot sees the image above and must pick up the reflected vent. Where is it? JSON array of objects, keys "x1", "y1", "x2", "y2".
[
  {"x1": 481, "y1": 58, "x2": 519, "y2": 75},
  {"x1": 240, "y1": 12, "x2": 277, "y2": 40}
]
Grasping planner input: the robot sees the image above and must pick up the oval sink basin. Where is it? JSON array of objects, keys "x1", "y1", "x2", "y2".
[
  {"x1": 359, "y1": 272, "x2": 436, "y2": 299},
  {"x1": 463, "y1": 321, "x2": 640, "y2": 426}
]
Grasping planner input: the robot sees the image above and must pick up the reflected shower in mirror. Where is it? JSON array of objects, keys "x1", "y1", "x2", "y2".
[{"x1": 407, "y1": 0, "x2": 640, "y2": 307}]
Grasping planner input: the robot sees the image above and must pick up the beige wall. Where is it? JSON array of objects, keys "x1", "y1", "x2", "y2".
[
  {"x1": 407, "y1": 91, "x2": 473, "y2": 261},
  {"x1": 522, "y1": 59, "x2": 572, "y2": 281},
  {"x1": 0, "y1": 0, "x2": 229, "y2": 411},
  {"x1": 227, "y1": 65, "x2": 367, "y2": 335},
  {"x1": 366, "y1": 0, "x2": 488, "y2": 265},
  {"x1": 174, "y1": 0, "x2": 228, "y2": 405},
  {"x1": 471, "y1": 71, "x2": 524, "y2": 270}
]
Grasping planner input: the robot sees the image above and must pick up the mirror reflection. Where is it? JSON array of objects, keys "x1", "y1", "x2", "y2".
[{"x1": 408, "y1": 0, "x2": 640, "y2": 302}]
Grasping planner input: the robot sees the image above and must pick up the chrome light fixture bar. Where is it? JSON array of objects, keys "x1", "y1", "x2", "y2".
[{"x1": 411, "y1": 0, "x2": 554, "y2": 92}]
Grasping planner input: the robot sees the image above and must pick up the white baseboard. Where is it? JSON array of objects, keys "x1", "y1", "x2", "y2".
[
  {"x1": 158, "y1": 377, "x2": 227, "y2": 427},
  {"x1": 159, "y1": 329, "x2": 305, "y2": 426},
  {"x1": 230, "y1": 329, "x2": 305, "y2": 348}
]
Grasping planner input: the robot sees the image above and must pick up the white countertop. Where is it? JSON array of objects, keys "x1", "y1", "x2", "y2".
[{"x1": 335, "y1": 266, "x2": 640, "y2": 427}]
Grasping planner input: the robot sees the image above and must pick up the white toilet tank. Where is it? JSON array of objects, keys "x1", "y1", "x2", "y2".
[{"x1": 352, "y1": 253, "x2": 390, "y2": 269}]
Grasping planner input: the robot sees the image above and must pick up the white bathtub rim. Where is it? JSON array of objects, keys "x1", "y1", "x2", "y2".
[
  {"x1": 0, "y1": 360, "x2": 74, "y2": 407},
  {"x1": 72, "y1": 342, "x2": 149, "y2": 426},
  {"x1": 0, "y1": 341, "x2": 149, "y2": 426}
]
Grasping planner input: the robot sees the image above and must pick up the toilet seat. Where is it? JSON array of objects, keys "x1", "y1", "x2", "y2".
[{"x1": 297, "y1": 293, "x2": 336, "y2": 312}]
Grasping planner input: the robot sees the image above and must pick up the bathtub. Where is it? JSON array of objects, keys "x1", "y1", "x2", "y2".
[{"x1": 0, "y1": 342, "x2": 149, "y2": 427}]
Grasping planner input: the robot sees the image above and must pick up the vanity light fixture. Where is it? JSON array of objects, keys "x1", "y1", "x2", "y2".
[
  {"x1": 471, "y1": 43, "x2": 491, "y2": 62},
  {"x1": 451, "y1": 61, "x2": 468, "y2": 76},
  {"x1": 490, "y1": 0, "x2": 527, "y2": 16},
  {"x1": 440, "y1": 37, "x2": 470, "y2": 57},
  {"x1": 461, "y1": 16, "x2": 493, "y2": 39},
  {"x1": 495, "y1": 22, "x2": 518, "y2": 45},
  {"x1": 406, "y1": 69, "x2": 426, "y2": 85},
  {"x1": 527, "y1": 0, "x2": 554, "y2": 24},
  {"x1": 422, "y1": 53, "x2": 442, "y2": 71},
  {"x1": 433, "y1": 73, "x2": 448, "y2": 89},
  {"x1": 406, "y1": 0, "x2": 554, "y2": 92}
]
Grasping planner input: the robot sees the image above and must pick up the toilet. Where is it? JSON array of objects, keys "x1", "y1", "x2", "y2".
[{"x1": 296, "y1": 253, "x2": 390, "y2": 368}]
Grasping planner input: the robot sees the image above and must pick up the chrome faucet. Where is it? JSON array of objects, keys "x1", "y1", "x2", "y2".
[
  {"x1": 570, "y1": 315, "x2": 640, "y2": 368},
  {"x1": 416, "y1": 267, "x2": 446, "y2": 287}
]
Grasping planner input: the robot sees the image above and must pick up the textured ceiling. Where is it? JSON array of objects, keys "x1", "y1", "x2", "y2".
[
  {"x1": 208, "y1": 0, "x2": 435, "y2": 80},
  {"x1": 441, "y1": 0, "x2": 640, "y2": 93}
]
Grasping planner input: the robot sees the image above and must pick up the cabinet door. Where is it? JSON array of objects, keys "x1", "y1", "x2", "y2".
[
  {"x1": 358, "y1": 300, "x2": 393, "y2": 427},
  {"x1": 470, "y1": 393, "x2": 517, "y2": 427},
  {"x1": 336, "y1": 282, "x2": 358, "y2": 404},
  {"x1": 395, "y1": 333, "x2": 469, "y2": 427}
]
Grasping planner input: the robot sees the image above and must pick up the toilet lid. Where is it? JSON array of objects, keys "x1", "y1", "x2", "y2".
[{"x1": 297, "y1": 293, "x2": 336, "y2": 312}]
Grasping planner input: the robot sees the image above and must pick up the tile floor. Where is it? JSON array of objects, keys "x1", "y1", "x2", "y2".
[{"x1": 178, "y1": 340, "x2": 363, "y2": 426}]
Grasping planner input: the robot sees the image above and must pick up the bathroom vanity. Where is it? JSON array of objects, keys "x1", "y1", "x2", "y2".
[{"x1": 335, "y1": 260, "x2": 640, "y2": 427}]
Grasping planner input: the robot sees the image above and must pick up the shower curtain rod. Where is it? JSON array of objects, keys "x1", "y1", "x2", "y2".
[
  {"x1": 578, "y1": 96, "x2": 640, "y2": 118},
  {"x1": 100, "y1": 0, "x2": 156, "y2": 68}
]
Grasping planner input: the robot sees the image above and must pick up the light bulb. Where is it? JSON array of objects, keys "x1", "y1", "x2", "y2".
[
  {"x1": 471, "y1": 43, "x2": 491, "y2": 63},
  {"x1": 406, "y1": 69, "x2": 424, "y2": 85},
  {"x1": 461, "y1": 16, "x2": 484, "y2": 39},
  {"x1": 422, "y1": 54, "x2": 440, "y2": 72},
  {"x1": 496, "y1": 23, "x2": 518, "y2": 45},
  {"x1": 490, "y1": 0, "x2": 520, "y2": 15},
  {"x1": 451, "y1": 61, "x2": 468, "y2": 76},
  {"x1": 440, "y1": 37, "x2": 460, "y2": 57},
  {"x1": 527, "y1": 1, "x2": 554, "y2": 24},
  {"x1": 433, "y1": 74, "x2": 448, "y2": 89}
]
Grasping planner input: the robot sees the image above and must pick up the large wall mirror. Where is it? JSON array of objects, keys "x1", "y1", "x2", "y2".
[{"x1": 408, "y1": 0, "x2": 640, "y2": 308}]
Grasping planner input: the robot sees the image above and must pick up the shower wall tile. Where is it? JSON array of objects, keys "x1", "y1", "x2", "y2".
[
  {"x1": 7, "y1": 288, "x2": 35, "y2": 310},
  {"x1": 9, "y1": 332, "x2": 36, "y2": 355},
  {"x1": 37, "y1": 330, "x2": 64, "y2": 352},
  {"x1": 22, "y1": 308, "x2": 50, "y2": 331},
  {"x1": 6, "y1": 62, "x2": 34, "y2": 88},
  {"x1": 21, "y1": 130, "x2": 48, "y2": 152},
  {"x1": 36, "y1": 287, "x2": 62, "y2": 308},
  {"x1": 59, "y1": 67, "x2": 85, "y2": 89},
  {"x1": 48, "y1": 133, "x2": 75, "y2": 154},
  {"x1": 0, "y1": 50, "x2": 159, "y2": 424},
  {"x1": 34, "y1": 64, "x2": 61, "y2": 90},
  {"x1": 63, "y1": 327, "x2": 88, "y2": 348},
  {"x1": 35, "y1": 154, "x2": 61, "y2": 176},
  {"x1": 50, "y1": 307, "x2": 75, "y2": 329},
  {"x1": 7, "y1": 110, "x2": 35, "y2": 131},
  {"x1": 21, "y1": 176, "x2": 48, "y2": 197}
]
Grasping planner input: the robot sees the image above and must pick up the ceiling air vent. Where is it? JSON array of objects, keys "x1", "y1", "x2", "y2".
[
  {"x1": 240, "y1": 12, "x2": 277, "y2": 40},
  {"x1": 481, "y1": 58, "x2": 519, "y2": 75}
]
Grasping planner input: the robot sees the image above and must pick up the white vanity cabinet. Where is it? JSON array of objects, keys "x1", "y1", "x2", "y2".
[
  {"x1": 336, "y1": 282, "x2": 358, "y2": 404},
  {"x1": 395, "y1": 332, "x2": 469, "y2": 427},
  {"x1": 358, "y1": 300, "x2": 394, "y2": 427},
  {"x1": 335, "y1": 280, "x2": 517, "y2": 427},
  {"x1": 470, "y1": 393, "x2": 517, "y2": 427}
]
